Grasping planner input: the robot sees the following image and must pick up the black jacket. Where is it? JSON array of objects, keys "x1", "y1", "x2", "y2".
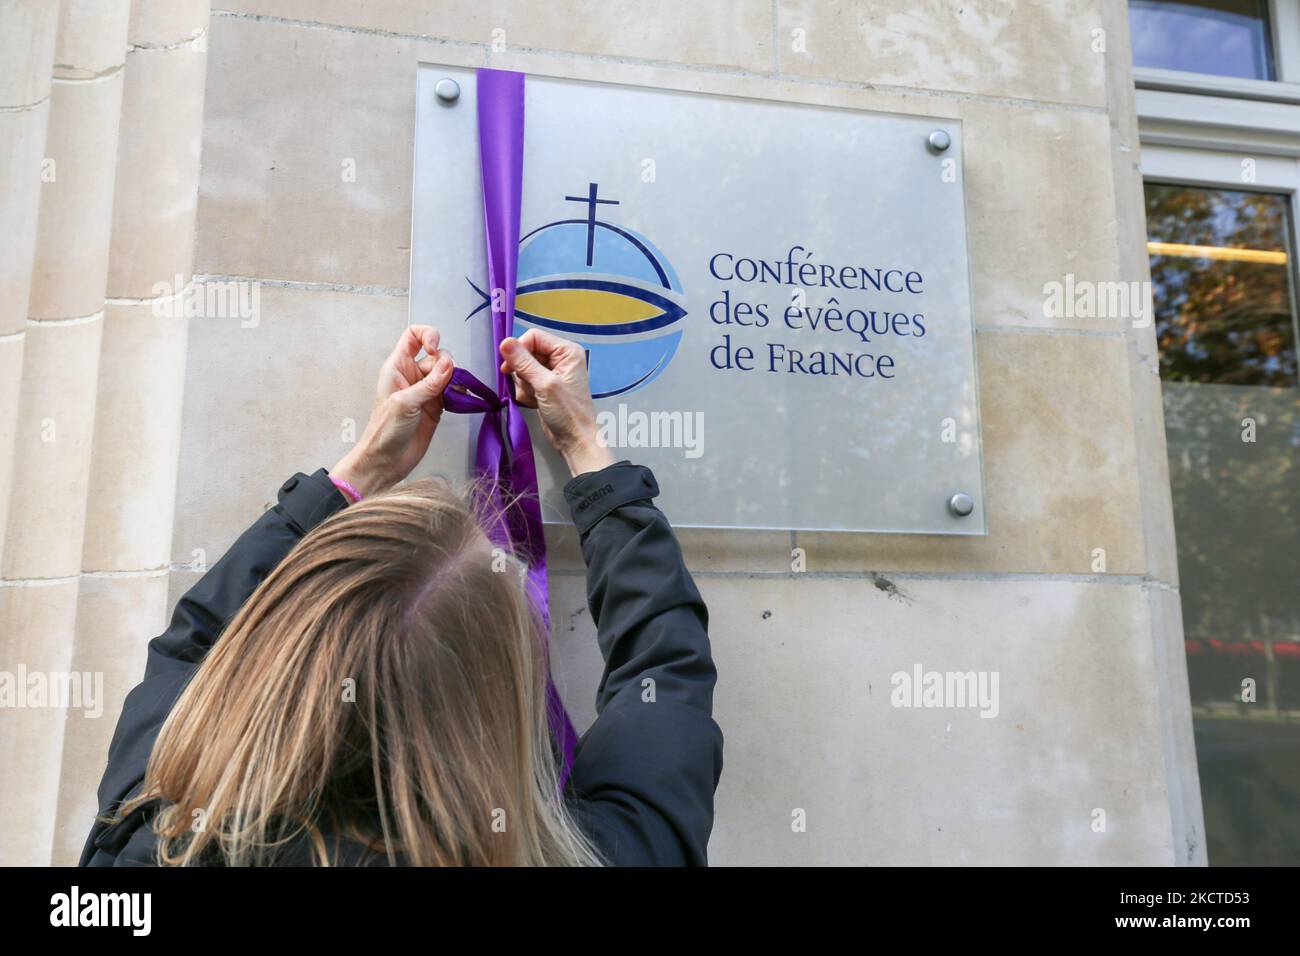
[{"x1": 80, "y1": 461, "x2": 723, "y2": 866}]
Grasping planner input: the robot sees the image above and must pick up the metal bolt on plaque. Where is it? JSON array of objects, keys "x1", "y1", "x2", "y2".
[
  {"x1": 948, "y1": 493, "x2": 974, "y2": 517},
  {"x1": 435, "y1": 78, "x2": 461, "y2": 103}
]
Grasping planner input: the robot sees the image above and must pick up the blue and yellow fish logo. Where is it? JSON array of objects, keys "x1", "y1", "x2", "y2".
[{"x1": 466, "y1": 183, "x2": 687, "y2": 398}]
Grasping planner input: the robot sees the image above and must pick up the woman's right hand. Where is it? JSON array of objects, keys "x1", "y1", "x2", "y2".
[{"x1": 499, "y1": 329, "x2": 615, "y2": 477}]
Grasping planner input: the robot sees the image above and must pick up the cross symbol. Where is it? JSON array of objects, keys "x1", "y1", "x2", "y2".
[{"x1": 564, "y1": 182, "x2": 619, "y2": 268}]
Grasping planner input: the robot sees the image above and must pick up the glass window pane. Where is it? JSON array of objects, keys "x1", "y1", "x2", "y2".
[
  {"x1": 1146, "y1": 183, "x2": 1297, "y2": 387},
  {"x1": 1129, "y1": 0, "x2": 1276, "y2": 80},
  {"x1": 1146, "y1": 181, "x2": 1300, "y2": 865}
]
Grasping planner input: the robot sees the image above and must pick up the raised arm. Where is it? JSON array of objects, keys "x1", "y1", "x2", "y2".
[
  {"x1": 563, "y1": 462, "x2": 724, "y2": 865},
  {"x1": 83, "y1": 327, "x2": 455, "y2": 865},
  {"x1": 498, "y1": 330, "x2": 724, "y2": 866},
  {"x1": 81, "y1": 470, "x2": 350, "y2": 864}
]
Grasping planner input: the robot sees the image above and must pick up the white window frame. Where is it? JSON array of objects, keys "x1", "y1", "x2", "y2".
[
  {"x1": 1141, "y1": 143, "x2": 1300, "y2": 198},
  {"x1": 1139, "y1": 144, "x2": 1300, "y2": 352},
  {"x1": 1135, "y1": 0, "x2": 1300, "y2": 319},
  {"x1": 1134, "y1": 0, "x2": 1300, "y2": 158}
]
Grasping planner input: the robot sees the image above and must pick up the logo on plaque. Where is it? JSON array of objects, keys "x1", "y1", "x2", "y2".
[{"x1": 466, "y1": 182, "x2": 687, "y2": 397}]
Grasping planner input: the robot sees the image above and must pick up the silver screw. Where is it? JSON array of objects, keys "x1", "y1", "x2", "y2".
[
  {"x1": 948, "y1": 492, "x2": 974, "y2": 517},
  {"x1": 435, "y1": 78, "x2": 461, "y2": 103},
  {"x1": 927, "y1": 129, "x2": 951, "y2": 152}
]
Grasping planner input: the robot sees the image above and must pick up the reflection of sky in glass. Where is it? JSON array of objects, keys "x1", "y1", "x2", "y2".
[{"x1": 1128, "y1": 0, "x2": 1274, "y2": 79}]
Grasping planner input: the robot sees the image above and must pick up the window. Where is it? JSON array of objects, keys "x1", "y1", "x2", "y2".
[
  {"x1": 1144, "y1": 178, "x2": 1300, "y2": 864},
  {"x1": 1129, "y1": 0, "x2": 1277, "y2": 79},
  {"x1": 1146, "y1": 183, "x2": 1297, "y2": 386}
]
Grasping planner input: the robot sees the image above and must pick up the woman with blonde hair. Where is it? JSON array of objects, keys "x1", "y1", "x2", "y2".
[{"x1": 81, "y1": 325, "x2": 722, "y2": 866}]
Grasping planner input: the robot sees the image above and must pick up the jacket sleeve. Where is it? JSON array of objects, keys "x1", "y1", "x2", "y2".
[
  {"x1": 80, "y1": 468, "x2": 349, "y2": 866},
  {"x1": 562, "y1": 461, "x2": 724, "y2": 866}
]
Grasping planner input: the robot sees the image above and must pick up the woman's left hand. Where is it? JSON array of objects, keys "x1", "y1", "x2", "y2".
[{"x1": 331, "y1": 325, "x2": 454, "y2": 498}]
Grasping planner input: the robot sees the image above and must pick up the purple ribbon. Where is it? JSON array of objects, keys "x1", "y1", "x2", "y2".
[{"x1": 440, "y1": 68, "x2": 578, "y2": 785}]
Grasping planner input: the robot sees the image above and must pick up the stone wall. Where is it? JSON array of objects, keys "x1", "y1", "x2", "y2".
[
  {"x1": 0, "y1": 1, "x2": 1204, "y2": 866},
  {"x1": 0, "y1": 0, "x2": 206, "y2": 866}
]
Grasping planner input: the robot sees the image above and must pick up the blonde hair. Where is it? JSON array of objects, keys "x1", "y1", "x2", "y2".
[{"x1": 119, "y1": 478, "x2": 600, "y2": 866}]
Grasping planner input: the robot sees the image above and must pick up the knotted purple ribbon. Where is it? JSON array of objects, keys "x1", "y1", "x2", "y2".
[{"x1": 439, "y1": 69, "x2": 578, "y2": 784}]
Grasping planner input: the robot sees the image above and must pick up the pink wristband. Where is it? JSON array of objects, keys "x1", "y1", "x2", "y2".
[{"x1": 330, "y1": 475, "x2": 362, "y2": 504}]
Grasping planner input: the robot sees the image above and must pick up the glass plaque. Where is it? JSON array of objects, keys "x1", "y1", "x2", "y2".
[{"x1": 411, "y1": 65, "x2": 986, "y2": 533}]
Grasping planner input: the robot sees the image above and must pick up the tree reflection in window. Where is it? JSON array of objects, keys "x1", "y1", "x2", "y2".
[{"x1": 1146, "y1": 183, "x2": 1297, "y2": 387}]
